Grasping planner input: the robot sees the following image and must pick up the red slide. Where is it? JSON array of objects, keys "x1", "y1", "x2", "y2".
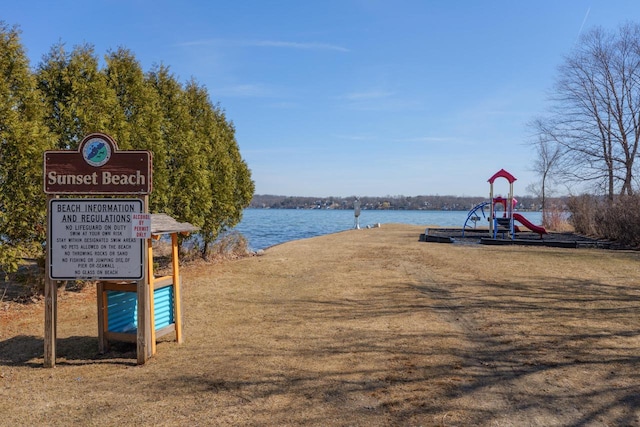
[{"x1": 513, "y1": 213, "x2": 547, "y2": 236}]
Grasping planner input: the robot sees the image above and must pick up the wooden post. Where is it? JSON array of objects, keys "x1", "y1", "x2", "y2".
[
  {"x1": 148, "y1": 238, "x2": 156, "y2": 355},
  {"x1": 136, "y1": 270, "x2": 148, "y2": 364},
  {"x1": 43, "y1": 278, "x2": 57, "y2": 367},
  {"x1": 97, "y1": 282, "x2": 108, "y2": 353},
  {"x1": 137, "y1": 195, "x2": 151, "y2": 364},
  {"x1": 172, "y1": 233, "x2": 183, "y2": 344},
  {"x1": 44, "y1": 195, "x2": 56, "y2": 368}
]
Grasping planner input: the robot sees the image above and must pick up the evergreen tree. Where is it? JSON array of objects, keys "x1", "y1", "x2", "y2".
[
  {"x1": 0, "y1": 23, "x2": 52, "y2": 275},
  {"x1": 147, "y1": 66, "x2": 210, "y2": 229},
  {"x1": 37, "y1": 43, "x2": 118, "y2": 149},
  {"x1": 211, "y1": 110, "x2": 254, "y2": 234},
  {"x1": 104, "y1": 48, "x2": 169, "y2": 212},
  {"x1": 183, "y1": 80, "x2": 254, "y2": 257}
]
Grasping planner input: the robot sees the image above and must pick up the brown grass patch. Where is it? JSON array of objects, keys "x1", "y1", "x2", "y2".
[{"x1": 2, "y1": 224, "x2": 640, "y2": 425}]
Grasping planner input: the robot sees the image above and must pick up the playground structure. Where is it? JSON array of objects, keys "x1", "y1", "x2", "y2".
[
  {"x1": 462, "y1": 169, "x2": 547, "y2": 239},
  {"x1": 423, "y1": 168, "x2": 608, "y2": 247}
]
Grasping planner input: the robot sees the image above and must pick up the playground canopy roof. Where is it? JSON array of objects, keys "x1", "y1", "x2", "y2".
[{"x1": 488, "y1": 169, "x2": 517, "y2": 184}]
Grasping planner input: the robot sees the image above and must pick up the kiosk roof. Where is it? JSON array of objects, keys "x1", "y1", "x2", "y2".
[{"x1": 151, "y1": 213, "x2": 199, "y2": 235}]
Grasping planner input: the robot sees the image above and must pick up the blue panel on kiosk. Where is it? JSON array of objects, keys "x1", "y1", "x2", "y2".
[
  {"x1": 153, "y1": 285, "x2": 175, "y2": 330},
  {"x1": 107, "y1": 290, "x2": 138, "y2": 333},
  {"x1": 106, "y1": 285, "x2": 174, "y2": 333}
]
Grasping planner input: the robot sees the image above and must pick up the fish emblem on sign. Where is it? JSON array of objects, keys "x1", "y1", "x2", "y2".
[{"x1": 82, "y1": 138, "x2": 112, "y2": 167}]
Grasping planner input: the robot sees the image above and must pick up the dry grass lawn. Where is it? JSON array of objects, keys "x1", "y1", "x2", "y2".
[{"x1": 2, "y1": 224, "x2": 640, "y2": 426}]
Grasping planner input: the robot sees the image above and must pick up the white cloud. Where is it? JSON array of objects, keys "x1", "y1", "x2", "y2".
[
  {"x1": 250, "y1": 40, "x2": 349, "y2": 52},
  {"x1": 332, "y1": 133, "x2": 377, "y2": 141},
  {"x1": 340, "y1": 90, "x2": 395, "y2": 101},
  {"x1": 213, "y1": 83, "x2": 274, "y2": 97},
  {"x1": 265, "y1": 101, "x2": 300, "y2": 109},
  {"x1": 390, "y1": 136, "x2": 457, "y2": 144},
  {"x1": 176, "y1": 38, "x2": 349, "y2": 52}
]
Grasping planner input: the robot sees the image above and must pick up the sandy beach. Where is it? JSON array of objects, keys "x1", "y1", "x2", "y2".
[{"x1": 2, "y1": 224, "x2": 640, "y2": 426}]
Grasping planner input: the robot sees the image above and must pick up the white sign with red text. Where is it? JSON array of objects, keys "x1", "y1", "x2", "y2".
[{"x1": 131, "y1": 213, "x2": 151, "y2": 238}]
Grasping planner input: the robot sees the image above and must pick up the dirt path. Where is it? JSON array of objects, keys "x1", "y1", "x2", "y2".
[{"x1": 1, "y1": 224, "x2": 640, "y2": 426}]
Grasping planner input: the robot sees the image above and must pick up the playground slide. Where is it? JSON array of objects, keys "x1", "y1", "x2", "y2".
[{"x1": 513, "y1": 213, "x2": 547, "y2": 236}]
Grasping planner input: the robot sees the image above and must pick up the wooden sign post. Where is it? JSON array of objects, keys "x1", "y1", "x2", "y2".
[{"x1": 43, "y1": 133, "x2": 152, "y2": 367}]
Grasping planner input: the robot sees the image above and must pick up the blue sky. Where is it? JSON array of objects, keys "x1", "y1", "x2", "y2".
[{"x1": 4, "y1": 1, "x2": 639, "y2": 197}]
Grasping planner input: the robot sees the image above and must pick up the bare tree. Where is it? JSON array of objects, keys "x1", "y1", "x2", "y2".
[
  {"x1": 533, "y1": 23, "x2": 640, "y2": 200},
  {"x1": 527, "y1": 135, "x2": 563, "y2": 226}
]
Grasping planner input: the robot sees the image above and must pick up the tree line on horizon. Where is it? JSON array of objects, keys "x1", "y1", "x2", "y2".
[
  {"x1": 0, "y1": 22, "x2": 254, "y2": 277},
  {"x1": 249, "y1": 194, "x2": 551, "y2": 211}
]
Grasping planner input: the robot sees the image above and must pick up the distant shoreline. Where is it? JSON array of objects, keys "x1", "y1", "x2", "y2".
[{"x1": 249, "y1": 194, "x2": 554, "y2": 211}]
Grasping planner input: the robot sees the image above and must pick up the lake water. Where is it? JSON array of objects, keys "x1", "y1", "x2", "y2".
[{"x1": 231, "y1": 209, "x2": 543, "y2": 250}]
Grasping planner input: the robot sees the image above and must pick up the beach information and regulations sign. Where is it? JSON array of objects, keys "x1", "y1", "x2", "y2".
[{"x1": 48, "y1": 198, "x2": 145, "y2": 280}]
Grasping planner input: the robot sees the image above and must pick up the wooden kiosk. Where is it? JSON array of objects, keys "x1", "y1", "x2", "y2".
[{"x1": 97, "y1": 214, "x2": 198, "y2": 355}]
